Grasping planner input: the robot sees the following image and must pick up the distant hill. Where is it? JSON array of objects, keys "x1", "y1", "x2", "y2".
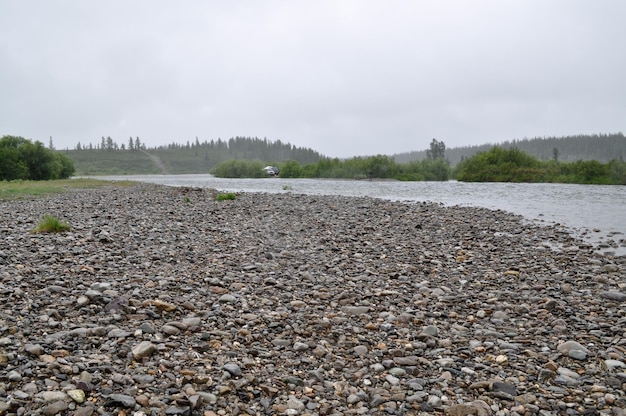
[
  {"x1": 394, "y1": 132, "x2": 626, "y2": 166},
  {"x1": 66, "y1": 136, "x2": 324, "y2": 176}
]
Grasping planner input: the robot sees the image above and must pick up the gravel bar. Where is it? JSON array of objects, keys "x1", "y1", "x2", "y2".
[{"x1": 0, "y1": 184, "x2": 625, "y2": 416}]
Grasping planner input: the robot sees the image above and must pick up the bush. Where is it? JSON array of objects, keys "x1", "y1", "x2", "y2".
[
  {"x1": 0, "y1": 135, "x2": 76, "y2": 180},
  {"x1": 32, "y1": 215, "x2": 70, "y2": 233},
  {"x1": 210, "y1": 160, "x2": 265, "y2": 178},
  {"x1": 216, "y1": 192, "x2": 237, "y2": 201},
  {"x1": 455, "y1": 146, "x2": 540, "y2": 182},
  {"x1": 279, "y1": 160, "x2": 303, "y2": 178}
]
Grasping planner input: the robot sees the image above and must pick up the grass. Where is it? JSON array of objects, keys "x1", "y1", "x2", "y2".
[
  {"x1": 0, "y1": 178, "x2": 137, "y2": 201},
  {"x1": 216, "y1": 192, "x2": 237, "y2": 201},
  {"x1": 32, "y1": 215, "x2": 71, "y2": 233},
  {"x1": 66, "y1": 148, "x2": 215, "y2": 175},
  {"x1": 67, "y1": 150, "x2": 162, "y2": 175}
]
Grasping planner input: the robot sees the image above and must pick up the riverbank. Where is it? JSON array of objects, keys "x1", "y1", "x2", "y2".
[{"x1": 1, "y1": 184, "x2": 625, "y2": 415}]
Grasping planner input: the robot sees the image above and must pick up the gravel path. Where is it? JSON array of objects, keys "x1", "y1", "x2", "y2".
[{"x1": 0, "y1": 184, "x2": 625, "y2": 416}]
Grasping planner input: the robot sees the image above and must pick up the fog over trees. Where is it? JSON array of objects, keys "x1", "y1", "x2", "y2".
[{"x1": 394, "y1": 133, "x2": 626, "y2": 166}]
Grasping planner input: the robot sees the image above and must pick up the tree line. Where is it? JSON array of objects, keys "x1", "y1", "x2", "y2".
[
  {"x1": 0, "y1": 135, "x2": 75, "y2": 181},
  {"x1": 212, "y1": 139, "x2": 626, "y2": 185},
  {"x1": 72, "y1": 135, "x2": 323, "y2": 167},
  {"x1": 394, "y1": 132, "x2": 626, "y2": 166},
  {"x1": 212, "y1": 139, "x2": 451, "y2": 180}
]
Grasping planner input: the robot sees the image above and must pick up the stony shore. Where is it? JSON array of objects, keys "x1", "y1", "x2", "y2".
[{"x1": 0, "y1": 183, "x2": 625, "y2": 416}]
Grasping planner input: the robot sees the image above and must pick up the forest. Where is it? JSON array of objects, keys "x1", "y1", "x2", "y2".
[
  {"x1": 3, "y1": 133, "x2": 625, "y2": 185},
  {"x1": 68, "y1": 136, "x2": 323, "y2": 175}
]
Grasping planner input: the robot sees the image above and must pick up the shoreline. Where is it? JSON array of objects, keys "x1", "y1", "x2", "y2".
[
  {"x1": 78, "y1": 175, "x2": 626, "y2": 259},
  {"x1": 1, "y1": 184, "x2": 625, "y2": 415}
]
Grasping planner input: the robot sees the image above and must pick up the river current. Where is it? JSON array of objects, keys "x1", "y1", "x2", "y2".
[{"x1": 91, "y1": 174, "x2": 626, "y2": 257}]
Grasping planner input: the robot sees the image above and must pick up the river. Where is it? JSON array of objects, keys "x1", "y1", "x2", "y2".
[{"x1": 90, "y1": 174, "x2": 626, "y2": 257}]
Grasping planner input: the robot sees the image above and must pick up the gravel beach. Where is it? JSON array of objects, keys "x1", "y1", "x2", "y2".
[{"x1": 1, "y1": 184, "x2": 625, "y2": 416}]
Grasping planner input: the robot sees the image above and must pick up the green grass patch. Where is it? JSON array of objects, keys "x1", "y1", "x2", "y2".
[
  {"x1": 67, "y1": 150, "x2": 162, "y2": 175},
  {"x1": 32, "y1": 215, "x2": 71, "y2": 233},
  {"x1": 216, "y1": 192, "x2": 237, "y2": 201},
  {"x1": 0, "y1": 178, "x2": 137, "y2": 201}
]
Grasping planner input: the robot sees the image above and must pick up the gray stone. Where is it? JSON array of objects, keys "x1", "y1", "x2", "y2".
[
  {"x1": 599, "y1": 291, "x2": 626, "y2": 302},
  {"x1": 293, "y1": 341, "x2": 309, "y2": 351},
  {"x1": 557, "y1": 340, "x2": 589, "y2": 354},
  {"x1": 107, "y1": 328, "x2": 132, "y2": 338},
  {"x1": 342, "y1": 306, "x2": 370, "y2": 315},
  {"x1": 7, "y1": 370, "x2": 21, "y2": 382},
  {"x1": 223, "y1": 363, "x2": 242, "y2": 377},
  {"x1": 219, "y1": 294, "x2": 236, "y2": 303},
  {"x1": 42, "y1": 401, "x2": 69, "y2": 416},
  {"x1": 492, "y1": 381, "x2": 517, "y2": 397},
  {"x1": 161, "y1": 324, "x2": 181, "y2": 335},
  {"x1": 139, "y1": 322, "x2": 156, "y2": 333},
  {"x1": 41, "y1": 391, "x2": 68, "y2": 402},
  {"x1": 24, "y1": 343, "x2": 44, "y2": 356},
  {"x1": 393, "y1": 356, "x2": 419, "y2": 366},
  {"x1": 132, "y1": 341, "x2": 156, "y2": 359},
  {"x1": 106, "y1": 394, "x2": 136, "y2": 408}
]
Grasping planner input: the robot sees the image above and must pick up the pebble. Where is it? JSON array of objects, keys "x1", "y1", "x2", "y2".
[
  {"x1": 7, "y1": 370, "x2": 22, "y2": 382},
  {"x1": 223, "y1": 363, "x2": 242, "y2": 377},
  {"x1": 40, "y1": 391, "x2": 68, "y2": 402},
  {"x1": 105, "y1": 394, "x2": 136, "y2": 408},
  {"x1": 0, "y1": 184, "x2": 625, "y2": 414},
  {"x1": 132, "y1": 341, "x2": 156, "y2": 359},
  {"x1": 42, "y1": 401, "x2": 68, "y2": 416},
  {"x1": 67, "y1": 389, "x2": 86, "y2": 403},
  {"x1": 557, "y1": 340, "x2": 589, "y2": 360}
]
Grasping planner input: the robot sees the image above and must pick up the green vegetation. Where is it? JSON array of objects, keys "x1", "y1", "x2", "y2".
[
  {"x1": 16, "y1": 131, "x2": 622, "y2": 185},
  {"x1": 454, "y1": 146, "x2": 626, "y2": 185},
  {"x1": 67, "y1": 136, "x2": 323, "y2": 176},
  {"x1": 395, "y1": 132, "x2": 626, "y2": 166},
  {"x1": 68, "y1": 150, "x2": 161, "y2": 175},
  {"x1": 216, "y1": 192, "x2": 237, "y2": 201},
  {"x1": 0, "y1": 135, "x2": 75, "y2": 180},
  {"x1": 211, "y1": 160, "x2": 267, "y2": 178},
  {"x1": 32, "y1": 214, "x2": 71, "y2": 233},
  {"x1": 211, "y1": 140, "x2": 452, "y2": 180},
  {"x1": 0, "y1": 178, "x2": 137, "y2": 201},
  {"x1": 210, "y1": 155, "x2": 451, "y2": 181}
]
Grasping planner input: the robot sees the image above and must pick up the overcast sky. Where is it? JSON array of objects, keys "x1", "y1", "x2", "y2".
[{"x1": 1, "y1": 1, "x2": 624, "y2": 158}]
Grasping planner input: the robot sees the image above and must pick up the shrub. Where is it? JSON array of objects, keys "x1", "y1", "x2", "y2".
[
  {"x1": 0, "y1": 136, "x2": 76, "y2": 180},
  {"x1": 216, "y1": 192, "x2": 237, "y2": 201},
  {"x1": 210, "y1": 160, "x2": 265, "y2": 178},
  {"x1": 32, "y1": 215, "x2": 70, "y2": 233}
]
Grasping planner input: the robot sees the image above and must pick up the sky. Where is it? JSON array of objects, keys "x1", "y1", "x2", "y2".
[{"x1": 1, "y1": 1, "x2": 624, "y2": 158}]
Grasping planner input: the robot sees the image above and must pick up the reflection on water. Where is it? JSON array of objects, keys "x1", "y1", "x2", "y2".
[{"x1": 88, "y1": 174, "x2": 626, "y2": 256}]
